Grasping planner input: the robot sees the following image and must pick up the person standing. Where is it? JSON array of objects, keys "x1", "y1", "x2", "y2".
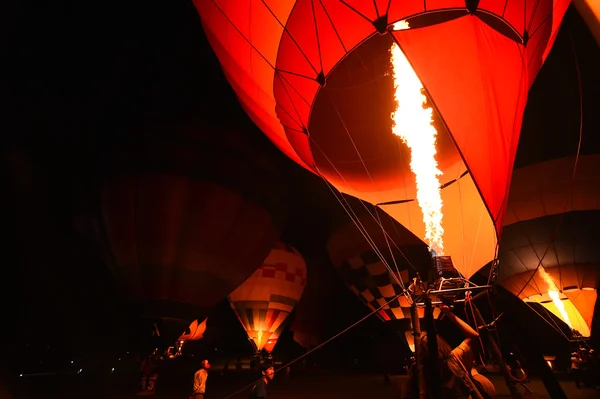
[
  {"x1": 251, "y1": 365, "x2": 275, "y2": 399},
  {"x1": 192, "y1": 359, "x2": 211, "y2": 398},
  {"x1": 570, "y1": 352, "x2": 583, "y2": 389}
]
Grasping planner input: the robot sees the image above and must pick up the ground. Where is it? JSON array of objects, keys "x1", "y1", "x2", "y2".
[{"x1": 14, "y1": 370, "x2": 600, "y2": 398}]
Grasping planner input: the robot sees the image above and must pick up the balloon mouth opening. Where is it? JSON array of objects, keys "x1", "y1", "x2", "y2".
[
  {"x1": 392, "y1": 10, "x2": 523, "y2": 44},
  {"x1": 307, "y1": 31, "x2": 465, "y2": 197}
]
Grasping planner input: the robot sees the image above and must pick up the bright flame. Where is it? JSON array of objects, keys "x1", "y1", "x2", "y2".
[
  {"x1": 390, "y1": 37, "x2": 445, "y2": 254},
  {"x1": 538, "y1": 266, "x2": 573, "y2": 329},
  {"x1": 257, "y1": 330, "x2": 263, "y2": 348},
  {"x1": 392, "y1": 20, "x2": 410, "y2": 31}
]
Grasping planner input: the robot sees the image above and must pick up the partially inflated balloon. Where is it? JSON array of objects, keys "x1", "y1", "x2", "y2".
[{"x1": 195, "y1": 0, "x2": 569, "y2": 278}]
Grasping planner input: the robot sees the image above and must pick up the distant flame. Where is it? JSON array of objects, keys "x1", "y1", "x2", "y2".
[
  {"x1": 390, "y1": 34, "x2": 445, "y2": 254},
  {"x1": 538, "y1": 266, "x2": 573, "y2": 329},
  {"x1": 257, "y1": 330, "x2": 263, "y2": 347}
]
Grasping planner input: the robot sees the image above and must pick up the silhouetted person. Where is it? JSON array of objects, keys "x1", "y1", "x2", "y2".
[
  {"x1": 192, "y1": 359, "x2": 210, "y2": 399},
  {"x1": 251, "y1": 365, "x2": 275, "y2": 399},
  {"x1": 404, "y1": 304, "x2": 495, "y2": 399}
]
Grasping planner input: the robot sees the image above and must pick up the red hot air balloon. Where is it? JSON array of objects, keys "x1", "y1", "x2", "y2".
[
  {"x1": 228, "y1": 242, "x2": 307, "y2": 353},
  {"x1": 93, "y1": 129, "x2": 288, "y2": 346},
  {"x1": 194, "y1": 0, "x2": 569, "y2": 279}
]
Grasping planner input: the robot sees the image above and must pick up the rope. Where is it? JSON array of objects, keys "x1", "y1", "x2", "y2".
[
  {"x1": 465, "y1": 292, "x2": 486, "y2": 365},
  {"x1": 309, "y1": 136, "x2": 417, "y2": 288},
  {"x1": 220, "y1": 292, "x2": 405, "y2": 399}
]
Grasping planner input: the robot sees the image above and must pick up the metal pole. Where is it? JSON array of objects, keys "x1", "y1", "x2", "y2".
[
  {"x1": 410, "y1": 301, "x2": 428, "y2": 399},
  {"x1": 424, "y1": 297, "x2": 445, "y2": 399},
  {"x1": 430, "y1": 285, "x2": 494, "y2": 295},
  {"x1": 470, "y1": 304, "x2": 524, "y2": 399}
]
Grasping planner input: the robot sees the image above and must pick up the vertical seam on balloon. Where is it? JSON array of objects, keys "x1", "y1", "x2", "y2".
[
  {"x1": 526, "y1": 30, "x2": 547, "y2": 71},
  {"x1": 495, "y1": 42, "x2": 525, "y2": 232},
  {"x1": 260, "y1": 0, "x2": 319, "y2": 77},
  {"x1": 311, "y1": 0, "x2": 324, "y2": 74},
  {"x1": 509, "y1": 247, "x2": 540, "y2": 295},
  {"x1": 521, "y1": 226, "x2": 545, "y2": 295},
  {"x1": 249, "y1": 0, "x2": 254, "y2": 80},
  {"x1": 209, "y1": 0, "x2": 276, "y2": 69},
  {"x1": 385, "y1": 0, "x2": 392, "y2": 15},
  {"x1": 374, "y1": 0, "x2": 381, "y2": 18},
  {"x1": 527, "y1": 11, "x2": 552, "y2": 39},
  {"x1": 502, "y1": 0, "x2": 509, "y2": 18},
  {"x1": 276, "y1": 73, "x2": 306, "y2": 129},
  {"x1": 473, "y1": 22, "x2": 497, "y2": 231},
  {"x1": 524, "y1": 0, "x2": 527, "y2": 37},
  {"x1": 277, "y1": 71, "x2": 314, "y2": 105},
  {"x1": 277, "y1": 106, "x2": 304, "y2": 132},
  {"x1": 318, "y1": 0, "x2": 348, "y2": 52},
  {"x1": 526, "y1": 0, "x2": 543, "y2": 32},
  {"x1": 555, "y1": 245, "x2": 562, "y2": 290},
  {"x1": 339, "y1": 0, "x2": 376, "y2": 23}
]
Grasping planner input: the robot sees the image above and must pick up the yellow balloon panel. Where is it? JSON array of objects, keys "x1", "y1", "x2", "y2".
[
  {"x1": 382, "y1": 173, "x2": 497, "y2": 279},
  {"x1": 532, "y1": 292, "x2": 595, "y2": 337}
]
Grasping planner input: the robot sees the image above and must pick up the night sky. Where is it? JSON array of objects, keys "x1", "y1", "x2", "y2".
[{"x1": 2, "y1": 0, "x2": 600, "y2": 377}]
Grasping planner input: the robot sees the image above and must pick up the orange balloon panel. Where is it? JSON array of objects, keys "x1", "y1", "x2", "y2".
[
  {"x1": 263, "y1": 322, "x2": 288, "y2": 353},
  {"x1": 178, "y1": 318, "x2": 208, "y2": 342},
  {"x1": 573, "y1": 0, "x2": 600, "y2": 46},
  {"x1": 501, "y1": 263, "x2": 598, "y2": 336},
  {"x1": 228, "y1": 242, "x2": 307, "y2": 352},
  {"x1": 195, "y1": 0, "x2": 569, "y2": 278},
  {"x1": 504, "y1": 155, "x2": 600, "y2": 226},
  {"x1": 405, "y1": 330, "x2": 416, "y2": 353}
]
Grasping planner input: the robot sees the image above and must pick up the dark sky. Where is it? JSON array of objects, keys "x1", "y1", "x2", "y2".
[{"x1": 2, "y1": 0, "x2": 600, "y2": 372}]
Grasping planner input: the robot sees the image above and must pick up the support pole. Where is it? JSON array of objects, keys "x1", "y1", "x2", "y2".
[
  {"x1": 498, "y1": 289, "x2": 568, "y2": 399},
  {"x1": 424, "y1": 297, "x2": 445, "y2": 399},
  {"x1": 471, "y1": 304, "x2": 524, "y2": 399},
  {"x1": 410, "y1": 302, "x2": 427, "y2": 399}
]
